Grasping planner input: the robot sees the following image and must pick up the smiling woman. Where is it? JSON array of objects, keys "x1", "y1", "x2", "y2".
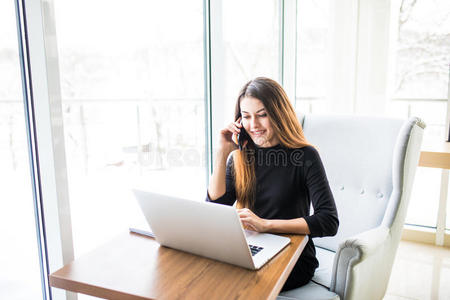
[{"x1": 206, "y1": 77, "x2": 339, "y2": 292}]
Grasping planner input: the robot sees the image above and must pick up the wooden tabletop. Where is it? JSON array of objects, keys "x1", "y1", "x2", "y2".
[
  {"x1": 49, "y1": 232, "x2": 308, "y2": 300},
  {"x1": 419, "y1": 142, "x2": 450, "y2": 169}
]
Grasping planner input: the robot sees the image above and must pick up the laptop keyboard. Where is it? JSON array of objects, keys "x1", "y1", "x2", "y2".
[{"x1": 249, "y1": 244, "x2": 264, "y2": 256}]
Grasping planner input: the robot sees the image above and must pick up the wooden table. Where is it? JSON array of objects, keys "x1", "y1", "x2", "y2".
[
  {"x1": 49, "y1": 232, "x2": 308, "y2": 300},
  {"x1": 419, "y1": 142, "x2": 450, "y2": 169},
  {"x1": 418, "y1": 142, "x2": 450, "y2": 246}
]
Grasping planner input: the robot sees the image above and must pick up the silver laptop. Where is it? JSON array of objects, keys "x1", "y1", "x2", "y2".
[{"x1": 133, "y1": 189, "x2": 291, "y2": 270}]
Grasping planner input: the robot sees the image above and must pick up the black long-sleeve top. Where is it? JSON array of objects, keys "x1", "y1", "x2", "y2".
[{"x1": 206, "y1": 144, "x2": 339, "y2": 277}]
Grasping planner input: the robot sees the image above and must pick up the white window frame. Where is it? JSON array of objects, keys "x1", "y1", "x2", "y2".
[
  {"x1": 15, "y1": 0, "x2": 75, "y2": 299},
  {"x1": 387, "y1": 0, "x2": 450, "y2": 246}
]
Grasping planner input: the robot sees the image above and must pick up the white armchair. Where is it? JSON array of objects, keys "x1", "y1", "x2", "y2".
[{"x1": 278, "y1": 114, "x2": 425, "y2": 300}]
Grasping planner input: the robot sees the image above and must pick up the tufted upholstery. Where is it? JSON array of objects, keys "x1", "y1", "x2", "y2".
[{"x1": 278, "y1": 114, "x2": 425, "y2": 300}]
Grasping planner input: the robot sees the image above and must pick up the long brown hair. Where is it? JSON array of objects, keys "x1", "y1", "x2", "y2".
[{"x1": 233, "y1": 77, "x2": 310, "y2": 209}]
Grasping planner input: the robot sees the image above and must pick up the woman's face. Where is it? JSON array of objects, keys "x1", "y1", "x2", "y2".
[{"x1": 240, "y1": 96, "x2": 279, "y2": 148}]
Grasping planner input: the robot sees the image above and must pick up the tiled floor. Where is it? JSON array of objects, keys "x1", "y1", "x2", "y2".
[{"x1": 384, "y1": 241, "x2": 450, "y2": 300}]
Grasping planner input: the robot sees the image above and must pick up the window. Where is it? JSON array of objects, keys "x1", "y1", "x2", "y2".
[
  {"x1": 53, "y1": 0, "x2": 206, "y2": 259},
  {"x1": 388, "y1": 0, "x2": 450, "y2": 145},
  {"x1": 210, "y1": 0, "x2": 281, "y2": 146},
  {"x1": 296, "y1": 0, "x2": 450, "y2": 230},
  {"x1": 296, "y1": 0, "x2": 332, "y2": 113},
  {"x1": 0, "y1": 0, "x2": 42, "y2": 298},
  {"x1": 388, "y1": 0, "x2": 450, "y2": 228}
]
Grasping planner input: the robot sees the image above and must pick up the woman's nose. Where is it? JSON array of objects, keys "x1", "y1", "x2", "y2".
[{"x1": 249, "y1": 117, "x2": 259, "y2": 128}]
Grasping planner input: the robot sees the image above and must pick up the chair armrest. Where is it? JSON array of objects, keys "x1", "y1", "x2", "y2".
[
  {"x1": 330, "y1": 226, "x2": 390, "y2": 300},
  {"x1": 339, "y1": 226, "x2": 389, "y2": 257}
]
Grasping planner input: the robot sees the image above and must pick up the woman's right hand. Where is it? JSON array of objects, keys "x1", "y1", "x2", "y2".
[{"x1": 218, "y1": 118, "x2": 242, "y2": 155}]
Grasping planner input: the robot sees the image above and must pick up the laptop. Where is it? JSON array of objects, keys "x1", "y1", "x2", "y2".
[{"x1": 133, "y1": 189, "x2": 291, "y2": 270}]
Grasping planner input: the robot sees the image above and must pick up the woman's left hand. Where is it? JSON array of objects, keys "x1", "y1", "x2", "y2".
[{"x1": 237, "y1": 208, "x2": 269, "y2": 232}]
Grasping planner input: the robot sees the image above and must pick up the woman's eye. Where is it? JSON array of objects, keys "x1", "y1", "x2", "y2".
[
  {"x1": 258, "y1": 114, "x2": 267, "y2": 117},
  {"x1": 242, "y1": 116, "x2": 250, "y2": 119}
]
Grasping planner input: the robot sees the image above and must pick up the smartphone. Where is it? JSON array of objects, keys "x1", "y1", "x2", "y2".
[{"x1": 237, "y1": 119, "x2": 250, "y2": 150}]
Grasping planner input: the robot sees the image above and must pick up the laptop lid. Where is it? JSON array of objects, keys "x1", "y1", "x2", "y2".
[{"x1": 133, "y1": 189, "x2": 256, "y2": 269}]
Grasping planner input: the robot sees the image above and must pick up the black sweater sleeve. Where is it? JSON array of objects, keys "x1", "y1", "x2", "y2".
[
  {"x1": 302, "y1": 147, "x2": 339, "y2": 238},
  {"x1": 205, "y1": 153, "x2": 236, "y2": 206}
]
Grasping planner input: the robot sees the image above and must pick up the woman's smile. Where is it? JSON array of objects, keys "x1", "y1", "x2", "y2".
[{"x1": 250, "y1": 130, "x2": 266, "y2": 137}]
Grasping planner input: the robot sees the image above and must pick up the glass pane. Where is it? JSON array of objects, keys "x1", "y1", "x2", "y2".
[
  {"x1": 296, "y1": 0, "x2": 332, "y2": 113},
  {"x1": 392, "y1": 0, "x2": 450, "y2": 100},
  {"x1": 0, "y1": 1, "x2": 43, "y2": 299},
  {"x1": 213, "y1": 0, "x2": 280, "y2": 121},
  {"x1": 406, "y1": 168, "x2": 441, "y2": 228},
  {"x1": 390, "y1": 0, "x2": 450, "y2": 228},
  {"x1": 52, "y1": 0, "x2": 206, "y2": 265}
]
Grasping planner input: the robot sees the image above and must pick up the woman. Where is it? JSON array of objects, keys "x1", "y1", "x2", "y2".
[{"x1": 206, "y1": 77, "x2": 339, "y2": 291}]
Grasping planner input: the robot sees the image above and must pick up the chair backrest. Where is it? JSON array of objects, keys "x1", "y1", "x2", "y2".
[{"x1": 297, "y1": 113, "x2": 424, "y2": 252}]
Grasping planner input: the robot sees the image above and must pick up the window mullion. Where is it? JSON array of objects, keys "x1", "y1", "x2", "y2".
[{"x1": 16, "y1": 0, "x2": 75, "y2": 299}]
